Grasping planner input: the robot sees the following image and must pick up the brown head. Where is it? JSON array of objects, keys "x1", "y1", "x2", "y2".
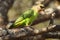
[{"x1": 32, "y1": 1, "x2": 44, "y2": 12}]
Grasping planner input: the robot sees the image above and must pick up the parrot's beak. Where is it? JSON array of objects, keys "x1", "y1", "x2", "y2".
[{"x1": 38, "y1": 6, "x2": 45, "y2": 15}]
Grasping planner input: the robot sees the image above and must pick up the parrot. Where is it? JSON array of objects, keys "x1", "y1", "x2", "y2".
[{"x1": 9, "y1": 3, "x2": 44, "y2": 28}]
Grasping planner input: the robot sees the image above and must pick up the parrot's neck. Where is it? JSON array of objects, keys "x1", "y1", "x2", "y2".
[
  {"x1": 32, "y1": 10, "x2": 38, "y2": 17},
  {"x1": 31, "y1": 6, "x2": 38, "y2": 13}
]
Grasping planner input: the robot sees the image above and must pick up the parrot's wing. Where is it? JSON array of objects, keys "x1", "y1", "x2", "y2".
[
  {"x1": 14, "y1": 9, "x2": 34, "y2": 25},
  {"x1": 23, "y1": 9, "x2": 34, "y2": 18},
  {"x1": 15, "y1": 16, "x2": 24, "y2": 24}
]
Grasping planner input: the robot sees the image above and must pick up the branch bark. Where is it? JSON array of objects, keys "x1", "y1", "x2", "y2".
[
  {"x1": 0, "y1": 25, "x2": 56, "y2": 40},
  {"x1": 0, "y1": 0, "x2": 14, "y2": 26}
]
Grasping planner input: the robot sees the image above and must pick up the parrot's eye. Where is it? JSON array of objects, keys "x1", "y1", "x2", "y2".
[{"x1": 40, "y1": 6, "x2": 44, "y2": 8}]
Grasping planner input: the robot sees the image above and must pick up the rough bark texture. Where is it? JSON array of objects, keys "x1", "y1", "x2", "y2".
[
  {"x1": 0, "y1": 25, "x2": 56, "y2": 40},
  {"x1": 0, "y1": 0, "x2": 14, "y2": 28}
]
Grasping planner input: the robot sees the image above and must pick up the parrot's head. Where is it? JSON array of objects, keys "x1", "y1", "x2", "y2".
[{"x1": 32, "y1": 2, "x2": 44, "y2": 13}]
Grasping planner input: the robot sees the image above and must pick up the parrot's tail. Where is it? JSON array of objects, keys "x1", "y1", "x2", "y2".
[
  {"x1": 9, "y1": 23, "x2": 23, "y2": 29},
  {"x1": 9, "y1": 23, "x2": 16, "y2": 29},
  {"x1": 6, "y1": 22, "x2": 15, "y2": 29}
]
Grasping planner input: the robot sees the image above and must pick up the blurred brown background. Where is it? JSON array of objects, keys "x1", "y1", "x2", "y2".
[{"x1": 0, "y1": 0, "x2": 60, "y2": 40}]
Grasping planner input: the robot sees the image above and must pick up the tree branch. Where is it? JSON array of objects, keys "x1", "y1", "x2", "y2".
[{"x1": 0, "y1": 25, "x2": 56, "y2": 40}]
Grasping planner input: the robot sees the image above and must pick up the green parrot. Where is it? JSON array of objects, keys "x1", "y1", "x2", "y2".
[{"x1": 9, "y1": 3, "x2": 44, "y2": 28}]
